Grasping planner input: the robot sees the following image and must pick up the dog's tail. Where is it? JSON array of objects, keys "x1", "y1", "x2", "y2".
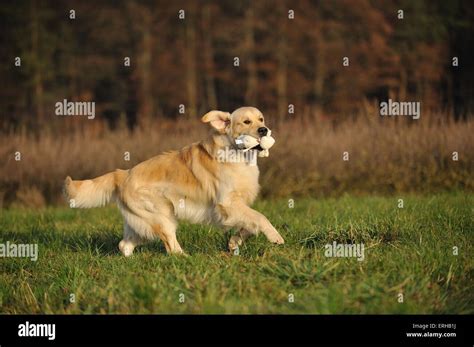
[{"x1": 63, "y1": 169, "x2": 128, "y2": 208}]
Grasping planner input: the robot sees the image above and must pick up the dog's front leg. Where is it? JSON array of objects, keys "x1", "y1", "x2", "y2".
[{"x1": 218, "y1": 201, "x2": 285, "y2": 245}]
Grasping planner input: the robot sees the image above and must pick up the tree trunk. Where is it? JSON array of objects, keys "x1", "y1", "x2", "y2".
[
  {"x1": 276, "y1": 3, "x2": 288, "y2": 120},
  {"x1": 399, "y1": 68, "x2": 407, "y2": 101},
  {"x1": 31, "y1": 0, "x2": 44, "y2": 122},
  {"x1": 202, "y1": 4, "x2": 217, "y2": 110},
  {"x1": 138, "y1": 9, "x2": 154, "y2": 124},
  {"x1": 244, "y1": 6, "x2": 257, "y2": 105},
  {"x1": 313, "y1": 40, "x2": 325, "y2": 117},
  {"x1": 186, "y1": 6, "x2": 198, "y2": 117}
]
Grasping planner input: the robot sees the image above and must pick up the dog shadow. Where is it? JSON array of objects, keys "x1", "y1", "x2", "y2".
[
  {"x1": 0, "y1": 229, "x2": 122, "y2": 256},
  {"x1": 0, "y1": 228, "x2": 227, "y2": 257}
]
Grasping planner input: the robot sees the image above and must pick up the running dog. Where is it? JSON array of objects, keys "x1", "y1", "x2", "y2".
[{"x1": 63, "y1": 106, "x2": 285, "y2": 256}]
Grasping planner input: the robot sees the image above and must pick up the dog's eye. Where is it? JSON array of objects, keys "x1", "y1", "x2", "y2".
[
  {"x1": 259, "y1": 118, "x2": 264, "y2": 122},
  {"x1": 243, "y1": 120, "x2": 251, "y2": 125}
]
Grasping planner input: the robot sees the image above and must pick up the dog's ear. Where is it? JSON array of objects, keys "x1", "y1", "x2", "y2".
[{"x1": 201, "y1": 110, "x2": 231, "y2": 133}]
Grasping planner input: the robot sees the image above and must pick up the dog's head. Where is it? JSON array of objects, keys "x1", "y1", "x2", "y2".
[{"x1": 201, "y1": 106, "x2": 270, "y2": 140}]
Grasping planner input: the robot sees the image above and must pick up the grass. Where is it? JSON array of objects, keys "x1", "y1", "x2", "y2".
[{"x1": 0, "y1": 193, "x2": 473, "y2": 314}]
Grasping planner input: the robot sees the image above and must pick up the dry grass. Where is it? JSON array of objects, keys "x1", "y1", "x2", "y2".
[{"x1": 1, "y1": 113, "x2": 472, "y2": 207}]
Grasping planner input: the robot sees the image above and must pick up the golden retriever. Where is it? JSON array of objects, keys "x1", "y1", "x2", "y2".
[{"x1": 63, "y1": 106, "x2": 285, "y2": 256}]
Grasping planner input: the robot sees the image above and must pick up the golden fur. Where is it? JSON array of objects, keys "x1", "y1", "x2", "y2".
[{"x1": 64, "y1": 106, "x2": 284, "y2": 256}]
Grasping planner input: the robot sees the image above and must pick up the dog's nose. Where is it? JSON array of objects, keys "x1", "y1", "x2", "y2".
[{"x1": 258, "y1": 127, "x2": 268, "y2": 136}]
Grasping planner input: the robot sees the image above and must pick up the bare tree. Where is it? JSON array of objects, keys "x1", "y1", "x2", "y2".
[
  {"x1": 202, "y1": 4, "x2": 217, "y2": 110},
  {"x1": 186, "y1": 4, "x2": 198, "y2": 117},
  {"x1": 30, "y1": 0, "x2": 44, "y2": 120},
  {"x1": 276, "y1": 1, "x2": 288, "y2": 119},
  {"x1": 244, "y1": 6, "x2": 257, "y2": 105}
]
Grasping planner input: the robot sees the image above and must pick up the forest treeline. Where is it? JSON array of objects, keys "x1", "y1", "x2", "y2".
[{"x1": 1, "y1": 0, "x2": 473, "y2": 132}]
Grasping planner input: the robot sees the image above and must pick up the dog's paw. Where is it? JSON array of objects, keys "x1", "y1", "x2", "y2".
[
  {"x1": 228, "y1": 235, "x2": 242, "y2": 252},
  {"x1": 118, "y1": 240, "x2": 135, "y2": 257},
  {"x1": 170, "y1": 249, "x2": 188, "y2": 256},
  {"x1": 268, "y1": 233, "x2": 285, "y2": 245}
]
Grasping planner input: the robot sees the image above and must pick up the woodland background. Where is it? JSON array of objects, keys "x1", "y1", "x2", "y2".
[{"x1": 0, "y1": 0, "x2": 473, "y2": 206}]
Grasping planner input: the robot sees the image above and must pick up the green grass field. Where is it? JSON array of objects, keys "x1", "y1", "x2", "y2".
[{"x1": 0, "y1": 193, "x2": 473, "y2": 314}]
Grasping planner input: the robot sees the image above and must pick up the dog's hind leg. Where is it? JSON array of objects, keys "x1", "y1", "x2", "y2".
[
  {"x1": 228, "y1": 228, "x2": 252, "y2": 252},
  {"x1": 119, "y1": 222, "x2": 145, "y2": 257},
  {"x1": 119, "y1": 196, "x2": 184, "y2": 255},
  {"x1": 151, "y1": 217, "x2": 184, "y2": 255}
]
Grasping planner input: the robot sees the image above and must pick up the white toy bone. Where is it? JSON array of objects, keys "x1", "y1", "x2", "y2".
[
  {"x1": 235, "y1": 135, "x2": 259, "y2": 150},
  {"x1": 235, "y1": 130, "x2": 275, "y2": 157}
]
